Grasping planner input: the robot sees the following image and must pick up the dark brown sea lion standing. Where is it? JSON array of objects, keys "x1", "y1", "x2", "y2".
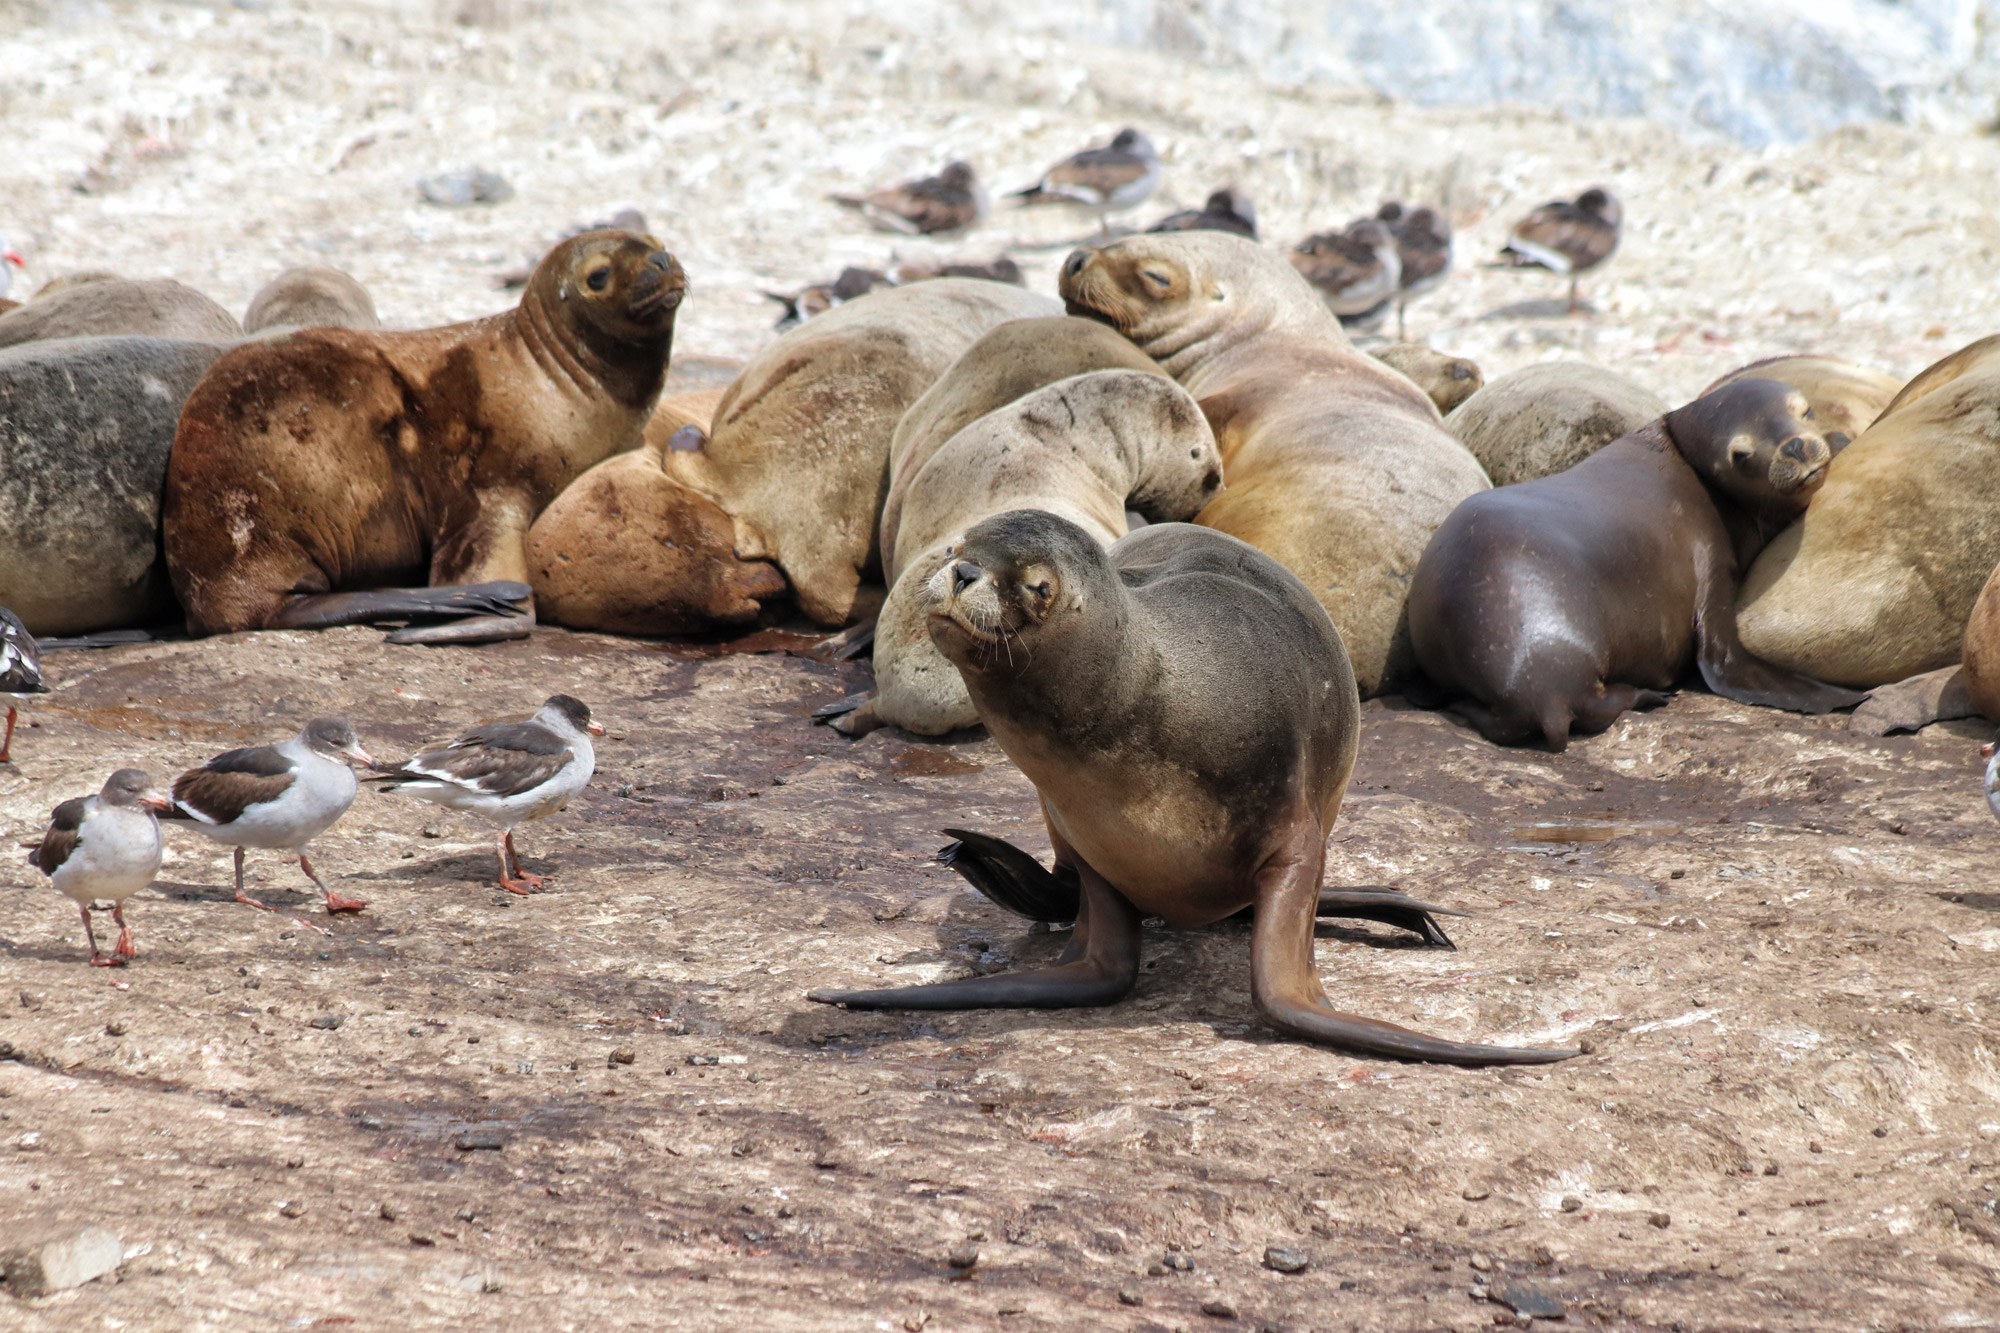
[
  {"x1": 808, "y1": 510, "x2": 1574, "y2": 1066},
  {"x1": 1408, "y1": 378, "x2": 1864, "y2": 750},
  {"x1": 162, "y1": 230, "x2": 682, "y2": 642}
]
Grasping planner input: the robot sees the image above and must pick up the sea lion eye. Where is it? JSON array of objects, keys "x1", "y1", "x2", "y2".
[
  {"x1": 1727, "y1": 436, "x2": 1757, "y2": 468},
  {"x1": 1027, "y1": 580, "x2": 1052, "y2": 600},
  {"x1": 585, "y1": 266, "x2": 612, "y2": 292},
  {"x1": 1142, "y1": 269, "x2": 1172, "y2": 289}
]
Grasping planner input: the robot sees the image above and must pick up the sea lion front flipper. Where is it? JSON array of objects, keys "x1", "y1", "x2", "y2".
[
  {"x1": 1251, "y1": 833, "x2": 1577, "y2": 1066},
  {"x1": 268, "y1": 581, "x2": 533, "y2": 631},
  {"x1": 385, "y1": 609, "x2": 536, "y2": 646},
  {"x1": 1314, "y1": 886, "x2": 1465, "y2": 948},
  {"x1": 1847, "y1": 665, "x2": 1980, "y2": 736},
  {"x1": 940, "y1": 829, "x2": 1082, "y2": 923},
  {"x1": 1694, "y1": 576, "x2": 1866, "y2": 714}
]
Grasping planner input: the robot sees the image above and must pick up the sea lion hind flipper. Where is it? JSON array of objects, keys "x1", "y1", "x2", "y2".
[
  {"x1": 940, "y1": 828, "x2": 1082, "y2": 922},
  {"x1": 1694, "y1": 601, "x2": 1866, "y2": 714},
  {"x1": 269, "y1": 581, "x2": 533, "y2": 631},
  {"x1": 385, "y1": 610, "x2": 536, "y2": 646},
  {"x1": 1314, "y1": 886, "x2": 1464, "y2": 948},
  {"x1": 1846, "y1": 665, "x2": 1979, "y2": 736}
]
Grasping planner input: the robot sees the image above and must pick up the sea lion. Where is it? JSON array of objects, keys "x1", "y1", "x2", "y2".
[
  {"x1": 1738, "y1": 335, "x2": 2000, "y2": 688},
  {"x1": 526, "y1": 432, "x2": 787, "y2": 636},
  {"x1": 0, "y1": 277, "x2": 240, "y2": 348},
  {"x1": 1059, "y1": 230, "x2": 1489, "y2": 696},
  {"x1": 833, "y1": 370, "x2": 1221, "y2": 736},
  {"x1": 646, "y1": 387, "x2": 728, "y2": 444},
  {"x1": 0, "y1": 336, "x2": 227, "y2": 635},
  {"x1": 1409, "y1": 378, "x2": 1865, "y2": 750},
  {"x1": 1445, "y1": 361, "x2": 1666, "y2": 487},
  {"x1": 880, "y1": 315, "x2": 1166, "y2": 565},
  {"x1": 663, "y1": 279, "x2": 1060, "y2": 626},
  {"x1": 807, "y1": 511, "x2": 1573, "y2": 1066},
  {"x1": 1700, "y1": 353, "x2": 1901, "y2": 449},
  {"x1": 242, "y1": 265, "x2": 380, "y2": 333},
  {"x1": 162, "y1": 230, "x2": 682, "y2": 642},
  {"x1": 1962, "y1": 562, "x2": 2000, "y2": 721},
  {"x1": 1370, "y1": 342, "x2": 1483, "y2": 416}
]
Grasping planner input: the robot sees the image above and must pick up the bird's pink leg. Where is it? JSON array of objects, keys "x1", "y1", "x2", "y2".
[
  {"x1": 81, "y1": 902, "x2": 120, "y2": 967},
  {"x1": 495, "y1": 830, "x2": 549, "y2": 894},
  {"x1": 231, "y1": 846, "x2": 277, "y2": 912},
  {"x1": 1, "y1": 703, "x2": 16, "y2": 763},
  {"x1": 299, "y1": 850, "x2": 367, "y2": 913},
  {"x1": 111, "y1": 902, "x2": 137, "y2": 960}
]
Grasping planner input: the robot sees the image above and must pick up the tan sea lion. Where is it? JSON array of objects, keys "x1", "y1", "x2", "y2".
[
  {"x1": 1700, "y1": 353, "x2": 1902, "y2": 448},
  {"x1": 242, "y1": 265, "x2": 380, "y2": 333},
  {"x1": 1445, "y1": 361, "x2": 1665, "y2": 487},
  {"x1": 830, "y1": 369, "x2": 1221, "y2": 736},
  {"x1": 1963, "y1": 561, "x2": 2000, "y2": 721},
  {"x1": 807, "y1": 510, "x2": 1573, "y2": 1066},
  {"x1": 663, "y1": 279, "x2": 1060, "y2": 626},
  {"x1": 0, "y1": 277, "x2": 241, "y2": 348},
  {"x1": 1370, "y1": 342, "x2": 1483, "y2": 415},
  {"x1": 1410, "y1": 378, "x2": 1863, "y2": 750},
  {"x1": 162, "y1": 230, "x2": 682, "y2": 643},
  {"x1": 1058, "y1": 230, "x2": 1489, "y2": 695},
  {"x1": 645, "y1": 387, "x2": 728, "y2": 445},
  {"x1": 1738, "y1": 335, "x2": 2000, "y2": 689},
  {"x1": 880, "y1": 315, "x2": 1166, "y2": 565}
]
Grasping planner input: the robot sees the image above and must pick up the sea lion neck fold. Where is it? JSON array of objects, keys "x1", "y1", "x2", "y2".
[{"x1": 520, "y1": 230, "x2": 682, "y2": 411}]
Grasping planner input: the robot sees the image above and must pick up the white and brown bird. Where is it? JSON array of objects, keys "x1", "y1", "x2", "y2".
[
  {"x1": 1, "y1": 607, "x2": 47, "y2": 764},
  {"x1": 832, "y1": 161, "x2": 988, "y2": 236},
  {"x1": 1376, "y1": 202, "x2": 1453, "y2": 338},
  {"x1": 367, "y1": 695, "x2": 600, "y2": 894},
  {"x1": 1291, "y1": 217, "x2": 1402, "y2": 331},
  {"x1": 1498, "y1": 187, "x2": 1622, "y2": 313},
  {"x1": 1982, "y1": 737, "x2": 2000, "y2": 823},
  {"x1": 1012, "y1": 128, "x2": 1161, "y2": 239},
  {"x1": 25, "y1": 768, "x2": 172, "y2": 966},
  {"x1": 1148, "y1": 187, "x2": 1258, "y2": 240},
  {"x1": 166, "y1": 718, "x2": 375, "y2": 915}
]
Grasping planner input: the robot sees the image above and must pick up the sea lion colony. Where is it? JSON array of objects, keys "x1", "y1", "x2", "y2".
[{"x1": 3, "y1": 125, "x2": 1998, "y2": 1071}]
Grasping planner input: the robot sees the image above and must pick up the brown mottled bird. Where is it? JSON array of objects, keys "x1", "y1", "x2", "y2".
[
  {"x1": 1291, "y1": 218, "x2": 1402, "y2": 331},
  {"x1": 1498, "y1": 187, "x2": 1622, "y2": 313},
  {"x1": 1012, "y1": 128, "x2": 1161, "y2": 239},
  {"x1": 1375, "y1": 202, "x2": 1453, "y2": 338},
  {"x1": 1148, "y1": 187, "x2": 1258, "y2": 240},
  {"x1": 832, "y1": 161, "x2": 988, "y2": 236},
  {"x1": 764, "y1": 257, "x2": 1023, "y2": 328}
]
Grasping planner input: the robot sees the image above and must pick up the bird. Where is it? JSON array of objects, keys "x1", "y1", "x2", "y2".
[
  {"x1": 164, "y1": 718, "x2": 375, "y2": 915},
  {"x1": 1375, "y1": 202, "x2": 1453, "y2": 338},
  {"x1": 1, "y1": 608, "x2": 47, "y2": 764},
  {"x1": 832, "y1": 161, "x2": 988, "y2": 236},
  {"x1": 366, "y1": 695, "x2": 600, "y2": 894},
  {"x1": 1148, "y1": 187, "x2": 1258, "y2": 240},
  {"x1": 1011, "y1": 128, "x2": 1162, "y2": 239},
  {"x1": 1290, "y1": 218, "x2": 1402, "y2": 331},
  {"x1": 0, "y1": 238, "x2": 23, "y2": 302},
  {"x1": 763, "y1": 257, "x2": 1023, "y2": 328},
  {"x1": 1498, "y1": 187, "x2": 1622, "y2": 313},
  {"x1": 24, "y1": 769, "x2": 172, "y2": 966},
  {"x1": 1983, "y1": 737, "x2": 2000, "y2": 823}
]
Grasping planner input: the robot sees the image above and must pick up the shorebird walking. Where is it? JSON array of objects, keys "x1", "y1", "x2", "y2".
[
  {"x1": 367, "y1": 695, "x2": 600, "y2": 894},
  {"x1": 25, "y1": 769, "x2": 172, "y2": 966},
  {"x1": 166, "y1": 718, "x2": 375, "y2": 914},
  {"x1": 832, "y1": 161, "x2": 988, "y2": 236},
  {"x1": 1498, "y1": 187, "x2": 1622, "y2": 314},
  {"x1": 1012, "y1": 128, "x2": 1161, "y2": 240},
  {"x1": 1, "y1": 607, "x2": 47, "y2": 763}
]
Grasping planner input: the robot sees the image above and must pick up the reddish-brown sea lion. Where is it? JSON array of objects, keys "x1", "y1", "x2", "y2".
[
  {"x1": 1407, "y1": 378, "x2": 1864, "y2": 750},
  {"x1": 807, "y1": 510, "x2": 1572, "y2": 1066},
  {"x1": 162, "y1": 230, "x2": 682, "y2": 643}
]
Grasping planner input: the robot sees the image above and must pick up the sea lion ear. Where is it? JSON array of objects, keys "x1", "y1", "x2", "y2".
[{"x1": 1727, "y1": 435, "x2": 1757, "y2": 469}]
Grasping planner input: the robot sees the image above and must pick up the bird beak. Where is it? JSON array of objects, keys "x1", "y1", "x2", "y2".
[
  {"x1": 1, "y1": 251, "x2": 23, "y2": 268},
  {"x1": 586, "y1": 721, "x2": 605, "y2": 736},
  {"x1": 143, "y1": 791, "x2": 176, "y2": 813},
  {"x1": 1983, "y1": 742, "x2": 1996, "y2": 760},
  {"x1": 346, "y1": 744, "x2": 376, "y2": 767}
]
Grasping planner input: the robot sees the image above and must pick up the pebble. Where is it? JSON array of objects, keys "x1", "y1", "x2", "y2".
[
  {"x1": 1263, "y1": 1245, "x2": 1309, "y2": 1274},
  {"x1": 1560, "y1": 1195, "x2": 1582, "y2": 1213},
  {"x1": 1531, "y1": 1244, "x2": 1554, "y2": 1266},
  {"x1": 1200, "y1": 1297, "x2": 1240, "y2": 1319},
  {"x1": 1808, "y1": 1140, "x2": 1823, "y2": 1153},
  {"x1": 408, "y1": 1026, "x2": 426, "y2": 1038},
  {"x1": 608, "y1": 1046, "x2": 637, "y2": 1066},
  {"x1": 1462, "y1": 1186, "x2": 1491, "y2": 1201},
  {"x1": 379, "y1": 1202, "x2": 399, "y2": 1221},
  {"x1": 1118, "y1": 1289, "x2": 1143, "y2": 1306},
  {"x1": 1469, "y1": 1254, "x2": 1493, "y2": 1272},
  {"x1": 1648, "y1": 1212, "x2": 1671, "y2": 1229},
  {"x1": 1432, "y1": 1260, "x2": 1453, "y2": 1271},
  {"x1": 103, "y1": 1020, "x2": 128, "y2": 1037},
  {"x1": 1763, "y1": 1161, "x2": 1780, "y2": 1176},
  {"x1": 409, "y1": 1233, "x2": 436, "y2": 1247},
  {"x1": 1499, "y1": 1283, "x2": 1565, "y2": 1320},
  {"x1": 418, "y1": 169, "x2": 513, "y2": 206},
  {"x1": 455, "y1": 1129, "x2": 505, "y2": 1152},
  {"x1": 947, "y1": 1244, "x2": 980, "y2": 1270},
  {"x1": 813, "y1": 1152, "x2": 841, "y2": 1170},
  {"x1": 1872, "y1": 1126, "x2": 1888, "y2": 1138},
  {"x1": 18, "y1": 992, "x2": 41, "y2": 1010},
  {"x1": 308, "y1": 1014, "x2": 343, "y2": 1031},
  {"x1": 286, "y1": 1156, "x2": 304, "y2": 1170},
  {"x1": 357, "y1": 1116, "x2": 388, "y2": 1131},
  {"x1": 0, "y1": 1224, "x2": 123, "y2": 1295},
  {"x1": 1162, "y1": 1251, "x2": 1194, "y2": 1272},
  {"x1": 1147, "y1": 1263, "x2": 1170, "y2": 1277},
  {"x1": 279, "y1": 1200, "x2": 304, "y2": 1218}
]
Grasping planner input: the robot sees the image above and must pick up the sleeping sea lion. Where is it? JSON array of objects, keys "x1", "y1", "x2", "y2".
[
  {"x1": 162, "y1": 229, "x2": 682, "y2": 643},
  {"x1": 807, "y1": 510, "x2": 1573, "y2": 1066},
  {"x1": 1444, "y1": 361, "x2": 1665, "y2": 487},
  {"x1": 663, "y1": 279, "x2": 1060, "y2": 627},
  {"x1": 242, "y1": 265, "x2": 380, "y2": 333},
  {"x1": 1369, "y1": 342, "x2": 1482, "y2": 416},
  {"x1": 0, "y1": 277, "x2": 241, "y2": 348},
  {"x1": 1058, "y1": 231, "x2": 1489, "y2": 696},
  {"x1": 831, "y1": 369, "x2": 1220, "y2": 736},
  {"x1": 1409, "y1": 378, "x2": 1865, "y2": 750}
]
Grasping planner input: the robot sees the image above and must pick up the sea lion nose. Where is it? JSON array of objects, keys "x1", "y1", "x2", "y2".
[
  {"x1": 1061, "y1": 250, "x2": 1091, "y2": 280},
  {"x1": 646, "y1": 250, "x2": 676, "y2": 273},
  {"x1": 1779, "y1": 436, "x2": 1817, "y2": 461},
  {"x1": 950, "y1": 561, "x2": 983, "y2": 595}
]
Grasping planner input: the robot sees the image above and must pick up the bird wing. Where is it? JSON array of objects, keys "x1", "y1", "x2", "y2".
[
  {"x1": 0, "y1": 608, "x2": 44, "y2": 694},
  {"x1": 172, "y1": 745, "x2": 299, "y2": 825},
  {"x1": 375, "y1": 722, "x2": 574, "y2": 798},
  {"x1": 1025, "y1": 148, "x2": 1152, "y2": 204},
  {"x1": 1504, "y1": 203, "x2": 1615, "y2": 273},
  {"x1": 28, "y1": 796, "x2": 88, "y2": 875}
]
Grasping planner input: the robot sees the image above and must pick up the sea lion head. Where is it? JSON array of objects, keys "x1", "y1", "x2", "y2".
[
  {"x1": 1666, "y1": 376, "x2": 1836, "y2": 509},
  {"x1": 536, "y1": 228, "x2": 686, "y2": 343},
  {"x1": 1060, "y1": 231, "x2": 1311, "y2": 371},
  {"x1": 923, "y1": 509, "x2": 1119, "y2": 676}
]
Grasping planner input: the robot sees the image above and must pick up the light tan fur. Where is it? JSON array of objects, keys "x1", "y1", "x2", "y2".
[
  {"x1": 1445, "y1": 361, "x2": 1666, "y2": 487},
  {"x1": 1370, "y1": 342, "x2": 1484, "y2": 416},
  {"x1": 1961, "y1": 558, "x2": 2000, "y2": 720}
]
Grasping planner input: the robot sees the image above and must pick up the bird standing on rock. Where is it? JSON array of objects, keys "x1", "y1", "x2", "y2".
[
  {"x1": 1, "y1": 607, "x2": 47, "y2": 763},
  {"x1": 25, "y1": 768, "x2": 172, "y2": 966},
  {"x1": 367, "y1": 695, "x2": 600, "y2": 895},
  {"x1": 1012, "y1": 128, "x2": 1161, "y2": 239},
  {"x1": 832, "y1": 161, "x2": 988, "y2": 236},
  {"x1": 1498, "y1": 187, "x2": 1622, "y2": 313},
  {"x1": 166, "y1": 718, "x2": 375, "y2": 915}
]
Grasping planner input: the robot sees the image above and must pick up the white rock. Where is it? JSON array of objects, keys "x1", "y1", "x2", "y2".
[{"x1": 1, "y1": 1224, "x2": 123, "y2": 1296}]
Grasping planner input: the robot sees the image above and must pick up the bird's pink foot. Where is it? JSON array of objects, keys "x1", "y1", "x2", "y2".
[
  {"x1": 323, "y1": 892, "x2": 369, "y2": 914},
  {"x1": 88, "y1": 950, "x2": 127, "y2": 968},
  {"x1": 234, "y1": 891, "x2": 278, "y2": 913},
  {"x1": 496, "y1": 873, "x2": 549, "y2": 895},
  {"x1": 113, "y1": 928, "x2": 138, "y2": 960}
]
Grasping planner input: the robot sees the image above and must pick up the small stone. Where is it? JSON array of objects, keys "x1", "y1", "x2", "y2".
[
  {"x1": 1763, "y1": 1160, "x2": 1780, "y2": 1176},
  {"x1": 104, "y1": 1021, "x2": 127, "y2": 1037},
  {"x1": 1669, "y1": 869, "x2": 1686, "y2": 879},
  {"x1": 1560, "y1": 1195, "x2": 1582, "y2": 1213},
  {"x1": 1162, "y1": 1250, "x2": 1194, "y2": 1272},
  {"x1": 1148, "y1": 1263, "x2": 1169, "y2": 1276},
  {"x1": 279, "y1": 1200, "x2": 304, "y2": 1218},
  {"x1": 1462, "y1": 1186, "x2": 1491, "y2": 1201},
  {"x1": 1499, "y1": 1283, "x2": 1566, "y2": 1320},
  {"x1": 1118, "y1": 1288, "x2": 1143, "y2": 1306},
  {"x1": 309, "y1": 1014, "x2": 343, "y2": 1031},
  {"x1": 731, "y1": 1138, "x2": 758, "y2": 1158},
  {"x1": 1872, "y1": 1126, "x2": 1888, "y2": 1138},
  {"x1": 18, "y1": 992, "x2": 41, "y2": 1010},
  {"x1": 466, "y1": 1035, "x2": 480, "y2": 1045},
  {"x1": 409, "y1": 1232, "x2": 436, "y2": 1247},
  {"x1": 947, "y1": 1243, "x2": 980, "y2": 1270},
  {"x1": 456, "y1": 1267, "x2": 504, "y2": 1293},
  {"x1": 1648, "y1": 1212, "x2": 1671, "y2": 1229},
  {"x1": 608, "y1": 1046, "x2": 636, "y2": 1066},
  {"x1": 358, "y1": 1115, "x2": 388, "y2": 1131},
  {"x1": 1432, "y1": 1259, "x2": 1452, "y2": 1271},
  {"x1": 1263, "y1": 1244, "x2": 1309, "y2": 1274},
  {"x1": 408, "y1": 1026, "x2": 426, "y2": 1038},
  {"x1": 813, "y1": 1152, "x2": 841, "y2": 1170},
  {"x1": 1531, "y1": 1244, "x2": 1554, "y2": 1266},
  {"x1": 379, "y1": 1202, "x2": 399, "y2": 1221},
  {"x1": 418, "y1": 168, "x2": 514, "y2": 206},
  {"x1": 1201, "y1": 1298, "x2": 1240, "y2": 1319},
  {"x1": 1808, "y1": 1140, "x2": 1822, "y2": 1153},
  {"x1": 455, "y1": 1129, "x2": 504, "y2": 1151},
  {"x1": 286, "y1": 1156, "x2": 304, "y2": 1170},
  {"x1": 0, "y1": 1224, "x2": 123, "y2": 1294},
  {"x1": 1468, "y1": 1254, "x2": 1492, "y2": 1272},
  {"x1": 1456, "y1": 1212, "x2": 1470, "y2": 1227}
]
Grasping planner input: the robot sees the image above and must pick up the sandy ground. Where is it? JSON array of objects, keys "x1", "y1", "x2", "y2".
[{"x1": 5, "y1": 2, "x2": 2000, "y2": 1330}]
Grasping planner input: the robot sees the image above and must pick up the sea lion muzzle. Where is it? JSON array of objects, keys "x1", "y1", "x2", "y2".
[{"x1": 949, "y1": 560, "x2": 983, "y2": 595}]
